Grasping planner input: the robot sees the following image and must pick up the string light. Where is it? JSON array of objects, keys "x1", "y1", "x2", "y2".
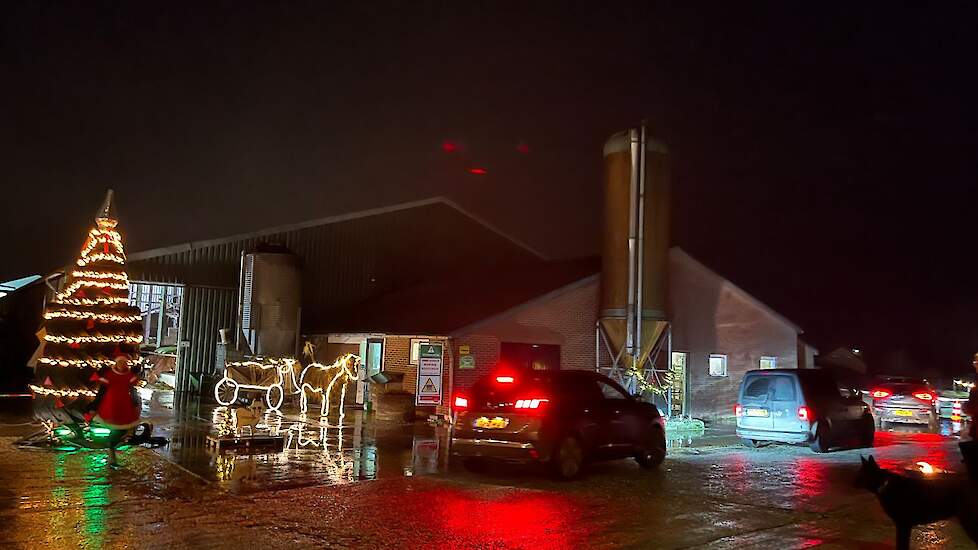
[
  {"x1": 70, "y1": 270, "x2": 128, "y2": 281},
  {"x1": 30, "y1": 385, "x2": 97, "y2": 398},
  {"x1": 56, "y1": 279, "x2": 130, "y2": 301},
  {"x1": 214, "y1": 354, "x2": 361, "y2": 417},
  {"x1": 44, "y1": 309, "x2": 141, "y2": 323},
  {"x1": 39, "y1": 357, "x2": 116, "y2": 368},
  {"x1": 57, "y1": 296, "x2": 129, "y2": 306},
  {"x1": 76, "y1": 253, "x2": 126, "y2": 266},
  {"x1": 44, "y1": 334, "x2": 142, "y2": 345}
]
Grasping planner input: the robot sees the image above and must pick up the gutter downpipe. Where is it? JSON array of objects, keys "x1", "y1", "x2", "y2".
[
  {"x1": 625, "y1": 129, "x2": 640, "y2": 372},
  {"x1": 236, "y1": 250, "x2": 245, "y2": 351},
  {"x1": 635, "y1": 125, "x2": 647, "y2": 390}
]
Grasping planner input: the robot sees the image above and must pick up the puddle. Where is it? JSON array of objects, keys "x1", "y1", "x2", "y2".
[{"x1": 149, "y1": 406, "x2": 448, "y2": 492}]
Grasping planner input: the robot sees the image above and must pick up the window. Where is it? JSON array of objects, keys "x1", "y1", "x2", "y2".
[
  {"x1": 409, "y1": 338, "x2": 429, "y2": 365},
  {"x1": 744, "y1": 377, "x2": 771, "y2": 399},
  {"x1": 709, "y1": 354, "x2": 727, "y2": 377},
  {"x1": 771, "y1": 376, "x2": 796, "y2": 400},
  {"x1": 596, "y1": 379, "x2": 629, "y2": 401},
  {"x1": 759, "y1": 356, "x2": 777, "y2": 370}
]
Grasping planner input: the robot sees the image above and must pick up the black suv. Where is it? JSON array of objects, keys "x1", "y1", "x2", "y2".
[{"x1": 451, "y1": 369, "x2": 666, "y2": 479}]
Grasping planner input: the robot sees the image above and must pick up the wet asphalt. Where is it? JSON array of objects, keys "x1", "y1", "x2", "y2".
[{"x1": 1, "y1": 396, "x2": 975, "y2": 549}]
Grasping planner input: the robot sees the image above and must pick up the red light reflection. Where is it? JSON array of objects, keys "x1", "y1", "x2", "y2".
[
  {"x1": 515, "y1": 142, "x2": 530, "y2": 154},
  {"x1": 439, "y1": 490, "x2": 587, "y2": 548},
  {"x1": 441, "y1": 141, "x2": 458, "y2": 153},
  {"x1": 468, "y1": 168, "x2": 488, "y2": 175},
  {"x1": 872, "y1": 431, "x2": 956, "y2": 472}
]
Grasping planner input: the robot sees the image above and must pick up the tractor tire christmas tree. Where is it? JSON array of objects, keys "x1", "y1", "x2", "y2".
[{"x1": 31, "y1": 189, "x2": 143, "y2": 430}]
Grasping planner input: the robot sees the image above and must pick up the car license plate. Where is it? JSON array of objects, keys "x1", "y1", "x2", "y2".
[
  {"x1": 474, "y1": 416, "x2": 509, "y2": 429},
  {"x1": 894, "y1": 409, "x2": 914, "y2": 417},
  {"x1": 745, "y1": 408, "x2": 769, "y2": 417}
]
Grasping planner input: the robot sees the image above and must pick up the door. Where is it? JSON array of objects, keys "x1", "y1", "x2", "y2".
[
  {"x1": 739, "y1": 375, "x2": 775, "y2": 430},
  {"x1": 594, "y1": 377, "x2": 642, "y2": 457},
  {"x1": 669, "y1": 352, "x2": 687, "y2": 417},
  {"x1": 768, "y1": 375, "x2": 800, "y2": 433},
  {"x1": 500, "y1": 342, "x2": 560, "y2": 371}
]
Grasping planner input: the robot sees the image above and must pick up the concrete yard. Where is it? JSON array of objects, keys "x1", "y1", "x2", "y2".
[{"x1": 1, "y1": 404, "x2": 974, "y2": 549}]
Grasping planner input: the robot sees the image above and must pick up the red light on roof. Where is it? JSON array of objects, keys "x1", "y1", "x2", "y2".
[
  {"x1": 468, "y1": 167, "x2": 488, "y2": 175},
  {"x1": 496, "y1": 376, "x2": 515, "y2": 384},
  {"x1": 515, "y1": 142, "x2": 530, "y2": 154},
  {"x1": 441, "y1": 141, "x2": 458, "y2": 153}
]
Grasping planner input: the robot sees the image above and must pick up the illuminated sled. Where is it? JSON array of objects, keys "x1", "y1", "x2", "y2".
[{"x1": 213, "y1": 354, "x2": 361, "y2": 415}]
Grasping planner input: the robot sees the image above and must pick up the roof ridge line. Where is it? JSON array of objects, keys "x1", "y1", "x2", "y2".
[{"x1": 129, "y1": 196, "x2": 545, "y2": 261}]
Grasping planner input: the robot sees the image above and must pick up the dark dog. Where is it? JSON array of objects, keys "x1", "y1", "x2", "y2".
[{"x1": 855, "y1": 455, "x2": 978, "y2": 549}]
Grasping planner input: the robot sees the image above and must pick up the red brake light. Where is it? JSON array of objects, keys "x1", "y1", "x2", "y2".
[
  {"x1": 871, "y1": 389, "x2": 891, "y2": 399},
  {"x1": 453, "y1": 396, "x2": 468, "y2": 409},
  {"x1": 734, "y1": 404, "x2": 743, "y2": 417},
  {"x1": 514, "y1": 398, "x2": 549, "y2": 409},
  {"x1": 798, "y1": 405, "x2": 811, "y2": 422},
  {"x1": 495, "y1": 376, "x2": 515, "y2": 384},
  {"x1": 913, "y1": 391, "x2": 934, "y2": 401}
]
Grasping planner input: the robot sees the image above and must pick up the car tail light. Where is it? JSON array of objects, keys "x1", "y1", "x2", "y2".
[
  {"x1": 514, "y1": 398, "x2": 549, "y2": 409},
  {"x1": 495, "y1": 376, "x2": 515, "y2": 384},
  {"x1": 453, "y1": 396, "x2": 468, "y2": 410},
  {"x1": 798, "y1": 405, "x2": 811, "y2": 422},
  {"x1": 734, "y1": 404, "x2": 743, "y2": 417},
  {"x1": 871, "y1": 389, "x2": 891, "y2": 399},
  {"x1": 913, "y1": 391, "x2": 934, "y2": 402}
]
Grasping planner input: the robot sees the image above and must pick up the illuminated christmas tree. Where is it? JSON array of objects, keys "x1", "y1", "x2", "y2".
[{"x1": 31, "y1": 189, "x2": 143, "y2": 432}]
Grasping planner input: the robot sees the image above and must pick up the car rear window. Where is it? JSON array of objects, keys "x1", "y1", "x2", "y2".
[
  {"x1": 771, "y1": 376, "x2": 796, "y2": 400},
  {"x1": 470, "y1": 371, "x2": 554, "y2": 406},
  {"x1": 743, "y1": 377, "x2": 771, "y2": 399}
]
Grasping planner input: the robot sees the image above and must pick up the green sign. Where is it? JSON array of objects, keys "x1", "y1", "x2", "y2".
[
  {"x1": 419, "y1": 344, "x2": 442, "y2": 359},
  {"x1": 459, "y1": 355, "x2": 475, "y2": 369}
]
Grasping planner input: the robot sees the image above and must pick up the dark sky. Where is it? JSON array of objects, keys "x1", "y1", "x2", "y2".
[{"x1": 2, "y1": 3, "x2": 976, "y2": 375}]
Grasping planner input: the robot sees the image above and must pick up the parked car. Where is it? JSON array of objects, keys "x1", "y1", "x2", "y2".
[
  {"x1": 736, "y1": 368, "x2": 874, "y2": 453},
  {"x1": 870, "y1": 377, "x2": 938, "y2": 429},
  {"x1": 451, "y1": 369, "x2": 666, "y2": 479}
]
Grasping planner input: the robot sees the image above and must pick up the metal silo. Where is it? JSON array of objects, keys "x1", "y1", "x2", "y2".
[
  {"x1": 598, "y1": 126, "x2": 671, "y2": 396},
  {"x1": 239, "y1": 245, "x2": 302, "y2": 357}
]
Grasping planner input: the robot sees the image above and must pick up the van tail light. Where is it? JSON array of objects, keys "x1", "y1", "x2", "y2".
[
  {"x1": 453, "y1": 396, "x2": 469, "y2": 410},
  {"x1": 797, "y1": 405, "x2": 811, "y2": 422},
  {"x1": 913, "y1": 391, "x2": 934, "y2": 402},
  {"x1": 734, "y1": 404, "x2": 743, "y2": 417},
  {"x1": 514, "y1": 398, "x2": 549, "y2": 410},
  {"x1": 871, "y1": 389, "x2": 891, "y2": 399}
]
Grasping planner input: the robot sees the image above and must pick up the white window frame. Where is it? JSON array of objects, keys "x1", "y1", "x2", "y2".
[
  {"x1": 709, "y1": 354, "x2": 728, "y2": 377},
  {"x1": 759, "y1": 356, "x2": 777, "y2": 370},
  {"x1": 409, "y1": 338, "x2": 429, "y2": 365}
]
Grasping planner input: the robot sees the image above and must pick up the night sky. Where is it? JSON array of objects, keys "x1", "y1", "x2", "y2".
[{"x1": 2, "y1": 3, "x2": 976, "y2": 375}]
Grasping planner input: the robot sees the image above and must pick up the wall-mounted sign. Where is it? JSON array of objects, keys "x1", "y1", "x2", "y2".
[
  {"x1": 459, "y1": 355, "x2": 475, "y2": 369},
  {"x1": 416, "y1": 343, "x2": 443, "y2": 406},
  {"x1": 459, "y1": 345, "x2": 470, "y2": 355}
]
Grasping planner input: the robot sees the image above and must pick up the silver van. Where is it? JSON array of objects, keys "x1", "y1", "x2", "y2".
[{"x1": 736, "y1": 368, "x2": 875, "y2": 452}]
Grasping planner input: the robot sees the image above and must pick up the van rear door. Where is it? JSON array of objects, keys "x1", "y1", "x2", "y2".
[
  {"x1": 768, "y1": 375, "x2": 802, "y2": 432},
  {"x1": 740, "y1": 375, "x2": 774, "y2": 430}
]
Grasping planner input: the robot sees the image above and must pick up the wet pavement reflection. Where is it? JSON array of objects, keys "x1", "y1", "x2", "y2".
[{"x1": 150, "y1": 404, "x2": 448, "y2": 492}]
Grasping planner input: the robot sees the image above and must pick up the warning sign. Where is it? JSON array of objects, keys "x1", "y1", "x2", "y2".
[{"x1": 416, "y1": 343, "x2": 443, "y2": 405}]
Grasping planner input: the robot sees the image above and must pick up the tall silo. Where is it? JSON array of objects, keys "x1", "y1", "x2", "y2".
[
  {"x1": 599, "y1": 126, "x2": 671, "y2": 393},
  {"x1": 239, "y1": 244, "x2": 302, "y2": 357}
]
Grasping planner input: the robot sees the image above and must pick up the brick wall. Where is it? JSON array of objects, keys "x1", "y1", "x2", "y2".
[
  {"x1": 670, "y1": 249, "x2": 800, "y2": 421},
  {"x1": 452, "y1": 276, "x2": 599, "y2": 393}
]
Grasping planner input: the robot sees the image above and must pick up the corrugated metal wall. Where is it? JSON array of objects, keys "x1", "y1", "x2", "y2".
[
  {"x1": 128, "y1": 202, "x2": 541, "y2": 332},
  {"x1": 175, "y1": 286, "x2": 236, "y2": 394}
]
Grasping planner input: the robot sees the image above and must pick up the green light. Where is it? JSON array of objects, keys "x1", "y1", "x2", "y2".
[
  {"x1": 54, "y1": 427, "x2": 74, "y2": 437},
  {"x1": 90, "y1": 427, "x2": 112, "y2": 437}
]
